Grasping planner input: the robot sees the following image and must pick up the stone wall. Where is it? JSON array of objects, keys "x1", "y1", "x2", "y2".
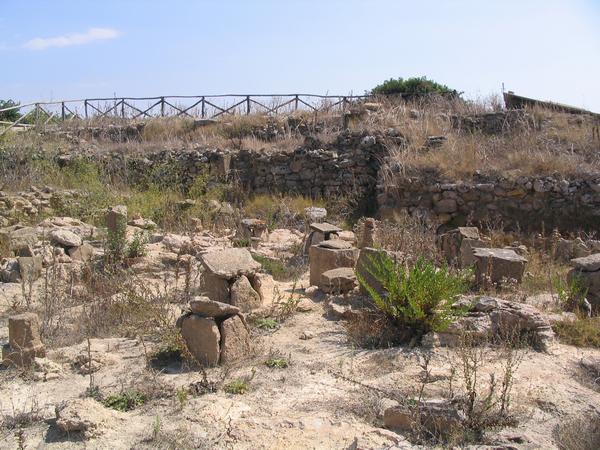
[{"x1": 378, "y1": 174, "x2": 600, "y2": 232}]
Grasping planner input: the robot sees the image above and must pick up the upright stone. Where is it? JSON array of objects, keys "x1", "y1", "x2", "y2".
[
  {"x1": 309, "y1": 240, "x2": 358, "y2": 287},
  {"x1": 180, "y1": 315, "x2": 220, "y2": 366},
  {"x1": 439, "y1": 227, "x2": 488, "y2": 268},
  {"x1": 2, "y1": 312, "x2": 46, "y2": 367},
  {"x1": 473, "y1": 248, "x2": 527, "y2": 286},
  {"x1": 105, "y1": 205, "x2": 128, "y2": 234},
  {"x1": 219, "y1": 315, "x2": 251, "y2": 364}
]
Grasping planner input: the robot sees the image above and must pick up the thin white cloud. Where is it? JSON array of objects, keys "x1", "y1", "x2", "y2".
[{"x1": 23, "y1": 27, "x2": 120, "y2": 50}]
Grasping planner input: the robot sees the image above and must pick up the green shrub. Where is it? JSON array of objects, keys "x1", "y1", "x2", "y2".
[
  {"x1": 127, "y1": 231, "x2": 148, "y2": 258},
  {"x1": 356, "y1": 254, "x2": 469, "y2": 341},
  {"x1": 553, "y1": 275, "x2": 588, "y2": 312},
  {"x1": 103, "y1": 390, "x2": 147, "y2": 411},
  {"x1": 0, "y1": 99, "x2": 21, "y2": 122},
  {"x1": 224, "y1": 379, "x2": 249, "y2": 395},
  {"x1": 371, "y1": 76, "x2": 459, "y2": 98}
]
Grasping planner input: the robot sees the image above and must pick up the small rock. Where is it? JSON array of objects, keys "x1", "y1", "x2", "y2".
[
  {"x1": 296, "y1": 299, "x2": 314, "y2": 312},
  {"x1": 49, "y1": 229, "x2": 82, "y2": 248},
  {"x1": 300, "y1": 331, "x2": 315, "y2": 340}
]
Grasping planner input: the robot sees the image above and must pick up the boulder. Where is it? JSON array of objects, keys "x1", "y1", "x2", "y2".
[
  {"x1": 180, "y1": 315, "x2": 221, "y2": 366},
  {"x1": 17, "y1": 256, "x2": 43, "y2": 282},
  {"x1": 56, "y1": 398, "x2": 120, "y2": 435},
  {"x1": 571, "y1": 253, "x2": 600, "y2": 272},
  {"x1": 249, "y1": 272, "x2": 275, "y2": 304},
  {"x1": 384, "y1": 400, "x2": 465, "y2": 437},
  {"x1": 2, "y1": 312, "x2": 46, "y2": 367},
  {"x1": 320, "y1": 267, "x2": 357, "y2": 294},
  {"x1": 0, "y1": 257, "x2": 20, "y2": 283},
  {"x1": 189, "y1": 296, "x2": 240, "y2": 319},
  {"x1": 473, "y1": 248, "x2": 527, "y2": 286},
  {"x1": 68, "y1": 243, "x2": 95, "y2": 262},
  {"x1": 219, "y1": 315, "x2": 251, "y2": 364},
  {"x1": 230, "y1": 275, "x2": 262, "y2": 312},
  {"x1": 309, "y1": 241, "x2": 358, "y2": 287},
  {"x1": 49, "y1": 229, "x2": 82, "y2": 248},
  {"x1": 200, "y1": 248, "x2": 261, "y2": 280},
  {"x1": 439, "y1": 227, "x2": 488, "y2": 268},
  {"x1": 304, "y1": 207, "x2": 327, "y2": 222},
  {"x1": 568, "y1": 253, "x2": 600, "y2": 308}
]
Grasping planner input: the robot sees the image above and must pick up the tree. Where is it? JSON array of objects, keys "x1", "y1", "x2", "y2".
[
  {"x1": 0, "y1": 99, "x2": 22, "y2": 122},
  {"x1": 371, "y1": 76, "x2": 460, "y2": 98}
]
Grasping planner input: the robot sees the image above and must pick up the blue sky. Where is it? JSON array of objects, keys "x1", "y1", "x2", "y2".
[{"x1": 2, "y1": 0, "x2": 600, "y2": 111}]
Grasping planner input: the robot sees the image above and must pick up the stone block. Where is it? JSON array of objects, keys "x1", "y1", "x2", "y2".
[
  {"x1": 473, "y1": 248, "x2": 527, "y2": 285},
  {"x1": 320, "y1": 267, "x2": 356, "y2": 294},
  {"x1": 219, "y1": 315, "x2": 251, "y2": 364},
  {"x1": 309, "y1": 242, "x2": 358, "y2": 287},
  {"x1": 180, "y1": 315, "x2": 220, "y2": 366}
]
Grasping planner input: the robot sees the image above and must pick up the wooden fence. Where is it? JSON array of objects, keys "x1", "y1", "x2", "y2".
[{"x1": 0, "y1": 94, "x2": 373, "y2": 134}]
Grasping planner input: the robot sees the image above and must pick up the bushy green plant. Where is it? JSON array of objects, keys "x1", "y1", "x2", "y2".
[
  {"x1": 0, "y1": 99, "x2": 21, "y2": 122},
  {"x1": 105, "y1": 213, "x2": 127, "y2": 266},
  {"x1": 371, "y1": 76, "x2": 459, "y2": 98},
  {"x1": 127, "y1": 231, "x2": 148, "y2": 258},
  {"x1": 553, "y1": 275, "x2": 588, "y2": 312},
  {"x1": 224, "y1": 379, "x2": 249, "y2": 395},
  {"x1": 103, "y1": 389, "x2": 147, "y2": 411},
  {"x1": 356, "y1": 254, "x2": 469, "y2": 340}
]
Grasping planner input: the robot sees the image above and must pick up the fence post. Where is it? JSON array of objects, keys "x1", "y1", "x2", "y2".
[
  {"x1": 84, "y1": 100, "x2": 88, "y2": 119},
  {"x1": 246, "y1": 96, "x2": 251, "y2": 115},
  {"x1": 34, "y1": 104, "x2": 40, "y2": 125},
  {"x1": 161, "y1": 97, "x2": 165, "y2": 117},
  {"x1": 201, "y1": 97, "x2": 205, "y2": 118},
  {"x1": 294, "y1": 95, "x2": 299, "y2": 111},
  {"x1": 342, "y1": 96, "x2": 348, "y2": 110},
  {"x1": 61, "y1": 102, "x2": 65, "y2": 121}
]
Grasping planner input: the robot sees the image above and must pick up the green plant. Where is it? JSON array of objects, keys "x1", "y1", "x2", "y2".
[
  {"x1": 371, "y1": 76, "x2": 459, "y2": 97},
  {"x1": 0, "y1": 99, "x2": 21, "y2": 122},
  {"x1": 105, "y1": 213, "x2": 127, "y2": 266},
  {"x1": 102, "y1": 389, "x2": 148, "y2": 411},
  {"x1": 553, "y1": 275, "x2": 588, "y2": 312},
  {"x1": 356, "y1": 255, "x2": 469, "y2": 341},
  {"x1": 175, "y1": 388, "x2": 188, "y2": 408},
  {"x1": 127, "y1": 230, "x2": 148, "y2": 258},
  {"x1": 224, "y1": 379, "x2": 249, "y2": 395},
  {"x1": 265, "y1": 354, "x2": 290, "y2": 369},
  {"x1": 254, "y1": 317, "x2": 279, "y2": 330},
  {"x1": 232, "y1": 237, "x2": 251, "y2": 248}
]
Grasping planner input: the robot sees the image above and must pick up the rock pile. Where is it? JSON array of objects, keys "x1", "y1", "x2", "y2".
[
  {"x1": 199, "y1": 248, "x2": 263, "y2": 312},
  {"x1": 177, "y1": 296, "x2": 251, "y2": 366},
  {"x1": 423, "y1": 296, "x2": 554, "y2": 352}
]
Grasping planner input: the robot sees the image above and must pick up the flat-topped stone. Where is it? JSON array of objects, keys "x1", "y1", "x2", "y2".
[
  {"x1": 200, "y1": 248, "x2": 261, "y2": 279},
  {"x1": 473, "y1": 248, "x2": 527, "y2": 263},
  {"x1": 310, "y1": 222, "x2": 342, "y2": 234},
  {"x1": 189, "y1": 296, "x2": 240, "y2": 319},
  {"x1": 318, "y1": 239, "x2": 353, "y2": 250},
  {"x1": 571, "y1": 253, "x2": 600, "y2": 272}
]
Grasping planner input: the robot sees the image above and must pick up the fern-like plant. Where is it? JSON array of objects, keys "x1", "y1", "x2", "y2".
[{"x1": 356, "y1": 253, "x2": 468, "y2": 340}]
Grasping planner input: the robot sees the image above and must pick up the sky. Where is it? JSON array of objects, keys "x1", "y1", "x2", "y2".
[{"x1": 1, "y1": 0, "x2": 600, "y2": 111}]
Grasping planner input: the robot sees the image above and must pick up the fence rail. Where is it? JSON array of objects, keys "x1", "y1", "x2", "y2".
[{"x1": 0, "y1": 94, "x2": 376, "y2": 135}]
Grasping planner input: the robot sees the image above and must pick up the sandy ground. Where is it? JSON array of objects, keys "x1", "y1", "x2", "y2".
[{"x1": 1, "y1": 273, "x2": 599, "y2": 450}]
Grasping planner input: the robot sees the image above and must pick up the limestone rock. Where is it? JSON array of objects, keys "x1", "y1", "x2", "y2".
[
  {"x1": 384, "y1": 400, "x2": 465, "y2": 437},
  {"x1": 249, "y1": 272, "x2": 275, "y2": 305},
  {"x1": 200, "y1": 248, "x2": 261, "y2": 279},
  {"x1": 189, "y1": 296, "x2": 240, "y2": 319},
  {"x1": 202, "y1": 272, "x2": 231, "y2": 303},
  {"x1": 320, "y1": 267, "x2": 357, "y2": 294},
  {"x1": 105, "y1": 205, "x2": 127, "y2": 234},
  {"x1": 439, "y1": 227, "x2": 488, "y2": 268},
  {"x1": 304, "y1": 207, "x2": 327, "y2": 222},
  {"x1": 219, "y1": 315, "x2": 251, "y2": 364},
  {"x1": 473, "y1": 248, "x2": 527, "y2": 285},
  {"x1": 309, "y1": 242, "x2": 358, "y2": 286},
  {"x1": 68, "y1": 243, "x2": 95, "y2": 262},
  {"x1": 2, "y1": 312, "x2": 46, "y2": 367},
  {"x1": 56, "y1": 398, "x2": 121, "y2": 435},
  {"x1": 571, "y1": 253, "x2": 600, "y2": 272},
  {"x1": 0, "y1": 257, "x2": 20, "y2": 283},
  {"x1": 17, "y1": 256, "x2": 43, "y2": 282},
  {"x1": 49, "y1": 228, "x2": 82, "y2": 248},
  {"x1": 180, "y1": 315, "x2": 221, "y2": 366},
  {"x1": 230, "y1": 275, "x2": 262, "y2": 312}
]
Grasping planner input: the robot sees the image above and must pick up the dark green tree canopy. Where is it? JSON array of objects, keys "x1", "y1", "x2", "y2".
[
  {"x1": 371, "y1": 76, "x2": 460, "y2": 98},
  {"x1": 0, "y1": 99, "x2": 21, "y2": 122}
]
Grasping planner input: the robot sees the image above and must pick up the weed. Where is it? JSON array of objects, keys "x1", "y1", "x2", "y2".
[
  {"x1": 176, "y1": 388, "x2": 188, "y2": 409},
  {"x1": 254, "y1": 317, "x2": 279, "y2": 331},
  {"x1": 102, "y1": 389, "x2": 148, "y2": 411},
  {"x1": 264, "y1": 351, "x2": 290, "y2": 369},
  {"x1": 224, "y1": 379, "x2": 249, "y2": 395},
  {"x1": 356, "y1": 254, "x2": 469, "y2": 342},
  {"x1": 127, "y1": 230, "x2": 148, "y2": 258}
]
